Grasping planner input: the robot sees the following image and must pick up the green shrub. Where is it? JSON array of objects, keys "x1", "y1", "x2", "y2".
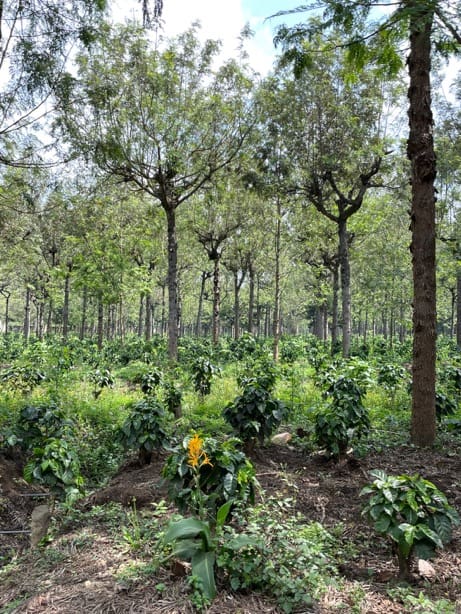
[
  {"x1": 10, "y1": 402, "x2": 74, "y2": 450},
  {"x1": 119, "y1": 397, "x2": 170, "y2": 465},
  {"x1": 314, "y1": 375, "x2": 370, "y2": 461},
  {"x1": 217, "y1": 500, "x2": 337, "y2": 613},
  {"x1": 361, "y1": 470, "x2": 460, "y2": 579},
  {"x1": 24, "y1": 437, "x2": 84, "y2": 499},
  {"x1": 223, "y1": 382, "x2": 287, "y2": 450},
  {"x1": 191, "y1": 357, "x2": 221, "y2": 398}
]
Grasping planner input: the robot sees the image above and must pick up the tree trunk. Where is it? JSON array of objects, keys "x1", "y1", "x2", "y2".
[
  {"x1": 145, "y1": 293, "x2": 152, "y2": 341},
  {"x1": 457, "y1": 270, "x2": 461, "y2": 347},
  {"x1": 80, "y1": 286, "x2": 88, "y2": 340},
  {"x1": 195, "y1": 271, "x2": 209, "y2": 337},
  {"x1": 338, "y1": 218, "x2": 351, "y2": 357},
  {"x1": 407, "y1": 3, "x2": 436, "y2": 447},
  {"x1": 165, "y1": 205, "x2": 179, "y2": 360},
  {"x1": 62, "y1": 273, "x2": 70, "y2": 340},
  {"x1": 212, "y1": 256, "x2": 221, "y2": 345},
  {"x1": 331, "y1": 263, "x2": 340, "y2": 354},
  {"x1": 248, "y1": 261, "x2": 255, "y2": 334},
  {"x1": 97, "y1": 295, "x2": 104, "y2": 351},
  {"x1": 23, "y1": 287, "x2": 31, "y2": 341},
  {"x1": 273, "y1": 201, "x2": 282, "y2": 361},
  {"x1": 138, "y1": 294, "x2": 144, "y2": 337}
]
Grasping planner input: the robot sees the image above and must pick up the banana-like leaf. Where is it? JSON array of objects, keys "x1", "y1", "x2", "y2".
[{"x1": 191, "y1": 550, "x2": 216, "y2": 600}]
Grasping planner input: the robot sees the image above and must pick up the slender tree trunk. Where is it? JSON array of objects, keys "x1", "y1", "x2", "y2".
[
  {"x1": 62, "y1": 273, "x2": 71, "y2": 340},
  {"x1": 407, "y1": 3, "x2": 436, "y2": 447},
  {"x1": 212, "y1": 256, "x2": 221, "y2": 345},
  {"x1": 145, "y1": 293, "x2": 152, "y2": 341},
  {"x1": 234, "y1": 271, "x2": 240, "y2": 340},
  {"x1": 457, "y1": 270, "x2": 461, "y2": 347},
  {"x1": 195, "y1": 271, "x2": 209, "y2": 337},
  {"x1": 97, "y1": 295, "x2": 104, "y2": 351},
  {"x1": 23, "y1": 287, "x2": 31, "y2": 341},
  {"x1": 273, "y1": 201, "x2": 282, "y2": 361},
  {"x1": 248, "y1": 262, "x2": 255, "y2": 334},
  {"x1": 331, "y1": 264, "x2": 340, "y2": 354},
  {"x1": 80, "y1": 287, "x2": 88, "y2": 340},
  {"x1": 165, "y1": 205, "x2": 179, "y2": 360},
  {"x1": 138, "y1": 294, "x2": 144, "y2": 337},
  {"x1": 1, "y1": 290, "x2": 10, "y2": 335},
  {"x1": 338, "y1": 218, "x2": 351, "y2": 357}
]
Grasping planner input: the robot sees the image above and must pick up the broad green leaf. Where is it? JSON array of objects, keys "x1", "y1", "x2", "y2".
[{"x1": 191, "y1": 550, "x2": 216, "y2": 600}]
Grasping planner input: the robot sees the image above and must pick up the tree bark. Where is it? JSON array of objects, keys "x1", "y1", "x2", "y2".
[
  {"x1": 23, "y1": 287, "x2": 31, "y2": 342},
  {"x1": 97, "y1": 294, "x2": 104, "y2": 350},
  {"x1": 331, "y1": 263, "x2": 340, "y2": 354},
  {"x1": 338, "y1": 217, "x2": 351, "y2": 357},
  {"x1": 80, "y1": 286, "x2": 87, "y2": 341},
  {"x1": 457, "y1": 270, "x2": 461, "y2": 347},
  {"x1": 248, "y1": 261, "x2": 255, "y2": 334},
  {"x1": 62, "y1": 273, "x2": 71, "y2": 340},
  {"x1": 212, "y1": 255, "x2": 221, "y2": 345},
  {"x1": 165, "y1": 204, "x2": 179, "y2": 360},
  {"x1": 273, "y1": 199, "x2": 282, "y2": 361},
  {"x1": 407, "y1": 2, "x2": 436, "y2": 446}
]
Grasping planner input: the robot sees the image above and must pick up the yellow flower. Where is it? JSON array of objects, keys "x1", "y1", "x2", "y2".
[{"x1": 187, "y1": 433, "x2": 212, "y2": 468}]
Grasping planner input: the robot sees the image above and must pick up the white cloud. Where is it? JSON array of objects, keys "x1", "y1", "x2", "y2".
[{"x1": 110, "y1": 0, "x2": 277, "y2": 75}]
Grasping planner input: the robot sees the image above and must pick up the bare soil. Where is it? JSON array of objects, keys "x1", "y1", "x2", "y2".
[{"x1": 1, "y1": 443, "x2": 460, "y2": 613}]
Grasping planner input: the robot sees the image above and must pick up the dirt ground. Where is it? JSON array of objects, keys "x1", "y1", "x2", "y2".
[{"x1": 1, "y1": 442, "x2": 460, "y2": 613}]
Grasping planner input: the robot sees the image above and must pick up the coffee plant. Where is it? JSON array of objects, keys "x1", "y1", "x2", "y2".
[
  {"x1": 119, "y1": 397, "x2": 170, "y2": 465},
  {"x1": 361, "y1": 470, "x2": 460, "y2": 579},
  {"x1": 314, "y1": 375, "x2": 370, "y2": 461}
]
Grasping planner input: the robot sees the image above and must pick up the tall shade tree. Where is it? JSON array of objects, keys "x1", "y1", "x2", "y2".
[
  {"x1": 57, "y1": 23, "x2": 254, "y2": 360},
  {"x1": 273, "y1": 1, "x2": 461, "y2": 445},
  {"x1": 0, "y1": 0, "x2": 108, "y2": 166}
]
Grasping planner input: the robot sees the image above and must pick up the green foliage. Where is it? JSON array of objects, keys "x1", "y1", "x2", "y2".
[
  {"x1": 163, "y1": 504, "x2": 231, "y2": 605},
  {"x1": 0, "y1": 365, "x2": 46, "y2": 393},
  {"x1": 217, "y1": 500, "x2": 337, "y2": 613},
  {"x1": 361, "y1": 470, "x2": 460, "y2": 578},
  {"x1": 223, "y1": 379, "x2": 287, "y2": 447},
  {"x1": 9, "y1": 402, "x2": 74, "y2": 450},
  {"x1": 314, "y1": 375, "x2": 370, "y2": 460},
  {"x1": 89, "y1": 368, "x2": 114, "y2": 398},
  {"x1": 162, "y1": 435, "x2": 256, "y2": 519},
  {"x1": 24, "y1": 438, "x2": 84, "y2": 498},
  {"x1": 191, "y1": 357, "x2": 221, "y2": 397},
  {"x1": 377, "y1": 363, "x2": 407, "y2": 392},
  {"x1": 119, "y1": 397, "x2": 170, "y2": 463},
  {"x1": 435, "y1": 391, "x2": 457, "y2": 422},
  {"x1": 140, "y1": 368, "x2": 163, "y2": 395}
]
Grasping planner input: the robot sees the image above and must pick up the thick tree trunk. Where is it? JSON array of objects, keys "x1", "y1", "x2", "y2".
[
  {"x1": 165, "y1": 205, "x2": 179, "y2": 360},
  {"x1": 338, "y1": 218, "x2": 351, "y2": 357},
  {"x1": 407, "y1": 4, "x2": 436, "y2": 446}
]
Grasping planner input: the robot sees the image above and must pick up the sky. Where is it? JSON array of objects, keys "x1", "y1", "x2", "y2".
[
  {"x1": 111, "y1": 0, "x2": 459, "y2": 97},
  {"x1": 111, "y1": 0, "x2": 303, "y2": 75}
]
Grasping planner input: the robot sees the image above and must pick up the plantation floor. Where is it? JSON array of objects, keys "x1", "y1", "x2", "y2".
[{"x1": 1, "y1": 443, "x2": 461, "y2": 613}]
